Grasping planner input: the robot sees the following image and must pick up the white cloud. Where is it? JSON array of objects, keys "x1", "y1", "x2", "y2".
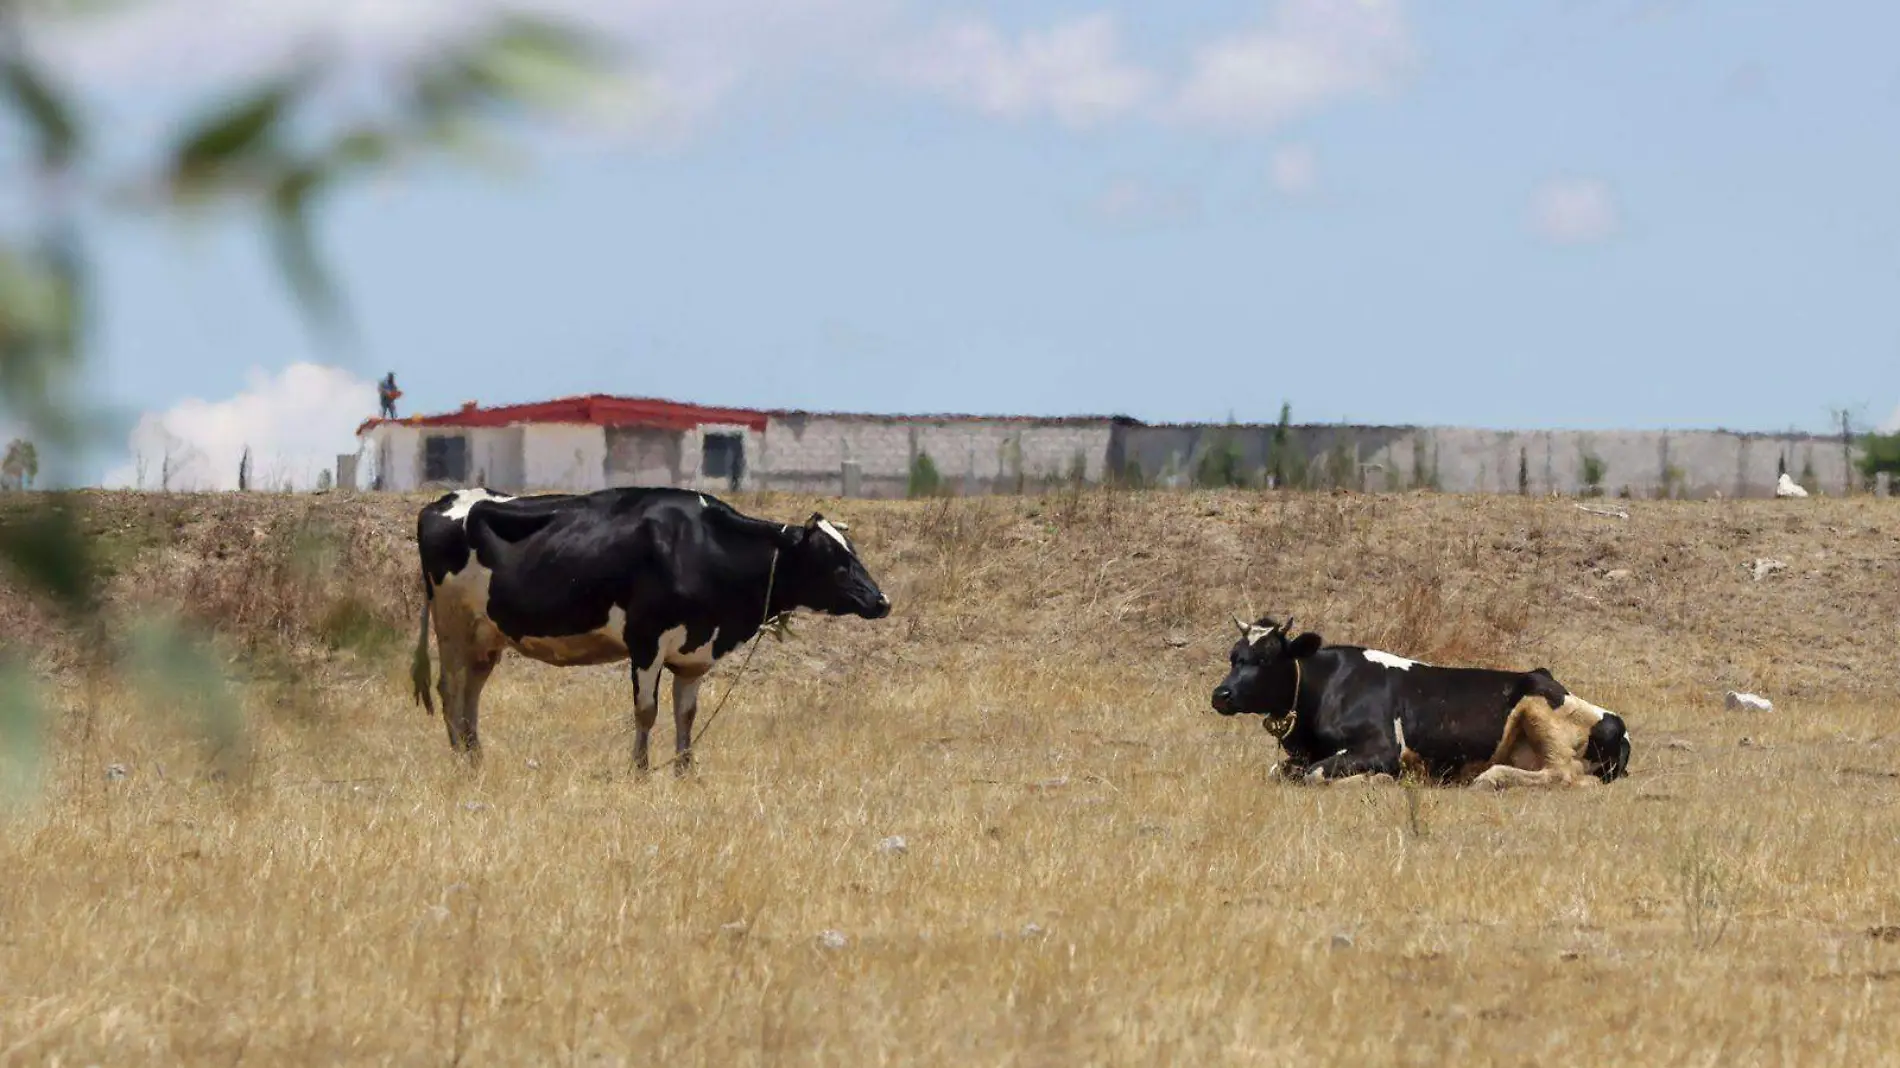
[
  {"x1": 1530, "y1": 178, "x2": 1621, "y2": 244},
  {"x1": 1093, "y1": 177, "x2": 1198, "y2": 225},
  {"x1": 894, "y1": 13, "x2": 1154, "y2": 129},
  {"x1": 105, "y1": 364, "x2": 377, "y2": 491},
  {"x1": 1269, "y1": 144, "x2": 1317, "y2": 195},
  {"x1": 1173, "y1": 0, "x2": 1414, "y2": 134},
  {"x1": 36, "y1": 0, "x2": 900, "y2": 142},
  {"x1": 38, "y1": 2, "x2": 1415, "y2": 140}
]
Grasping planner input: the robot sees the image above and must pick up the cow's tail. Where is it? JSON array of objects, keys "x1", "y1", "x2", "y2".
[{"x1": 412, "y1": 571, "x2": 435, "y2": 716}]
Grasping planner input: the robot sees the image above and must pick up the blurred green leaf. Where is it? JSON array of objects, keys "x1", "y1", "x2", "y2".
[
  {"x1": 409, "y1": 14, "x2": 611, "y2": 131},
  {"x1": 168, "y1": 69, "x2": 310, "y2": 196},
  {"x1": 127, "y1": 617, "x2": 248, "y2": 772},
  {"x1": 1, "y1": 51, "x2": 79, "y2": 168},
  {"x1": 327, "y1": 127, "x2": 396, "y2": 172},
  {"x1": 0, "y1": 659, "x2": 48, "y2": 803},
  {"x1": 0, "y1": 493, "x2": 96, "y2": 616},
  {"x1": 267, "y1": 162, "x2": 343, "y2": 339}
]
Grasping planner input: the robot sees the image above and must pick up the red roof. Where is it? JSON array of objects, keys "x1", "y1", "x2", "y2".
[{"x1": 356, "y1": 394, "x2": 771, "y2": 436}]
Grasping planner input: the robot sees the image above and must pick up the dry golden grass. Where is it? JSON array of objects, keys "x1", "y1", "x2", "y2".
[{"x1": 5, "y1": 488, "x2": 1900, "y2": 1064}]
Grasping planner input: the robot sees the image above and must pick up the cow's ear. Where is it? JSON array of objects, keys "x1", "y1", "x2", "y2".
[
  {"x1": 1287, "y1": 632, "x2": 1323, "y2": 659},
  {"x1": 806, "y1": 512, "x2": 825, "y2": 527}
]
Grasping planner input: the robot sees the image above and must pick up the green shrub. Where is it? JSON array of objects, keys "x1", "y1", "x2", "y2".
[
  {"x1": 908, "y1": 451, "x2": 943, "y2": 498},
  {"x1": 1194, "y1": 434, "x2": 1247, "y2": 488}
]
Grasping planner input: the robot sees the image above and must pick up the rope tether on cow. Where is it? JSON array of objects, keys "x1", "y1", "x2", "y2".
[
  {"x1": 653, "y1": 546, "x2": 781, "y2": 772},
  {"x1": 1265, "y1": 660, "x2": 1300, "y2": 742}
]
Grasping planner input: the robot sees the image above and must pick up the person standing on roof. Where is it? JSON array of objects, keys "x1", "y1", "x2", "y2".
[{"x1": 378, "y1": 372, "x2": 402, "y2": 419}]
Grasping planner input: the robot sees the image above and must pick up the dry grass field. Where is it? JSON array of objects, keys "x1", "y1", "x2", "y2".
[{"x1": 5, "y1": 487, "x2": 1900, "y2": 1065}]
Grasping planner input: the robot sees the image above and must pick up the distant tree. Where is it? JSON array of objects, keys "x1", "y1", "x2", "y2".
[
  {"x1": 1517, "y1": 447, "x2": 1530, "y2": 496},
  {"x1": 1, "y1": 439, "x2": 38, "y2": 490},
  {"x1": 1801, "y1": 454, "x2": 1817, "y2": 493},
  {"x1": 1777, "y1": 453, "x2": 1787, "y2": 478},
  {"x1": 316, "y1": 468, "x2": 334, "y2": 492},
  {"x1": 1857, "y1": 431, "x2": 1900, "y2": 485},
  {"x1": 1324, "y1": 440, "x2": 1356, "y2": 490},
  {"x1": 1195, "y1": 432, "x2": 1247, "y2": 488},
  {"x1": 908, "y1": 450, "x2": 943, "y2": 498},
  {"x1": 1832, "y1": 407, "x2": 1859, "y2": 495},
  {"x1": 1266, "y1": 402, "x2": 1303, "y2": 489},
  {"x1": 1578, "y1": 450, "x2": 1608, "y2": 498},
  {"x1": 238, "y1": 446, "x2": 252, "y2": 491}
]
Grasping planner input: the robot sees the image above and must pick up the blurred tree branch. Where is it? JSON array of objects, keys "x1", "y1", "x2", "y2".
[{"x1": 0, "y1": 0, "x2": 616, "y2": 796}]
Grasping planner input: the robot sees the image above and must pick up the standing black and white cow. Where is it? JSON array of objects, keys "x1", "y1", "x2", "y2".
[
  {"x1": 1209, "y1": 615, "x2": 1631, "y2": 788},
  {"x1": 411, "y1": 487, "x2": 891, "y2": 771}
]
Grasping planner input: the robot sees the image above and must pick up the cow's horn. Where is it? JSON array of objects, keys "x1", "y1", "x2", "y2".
[
  {"x1": 1232, "y1": 615, "x2": 1250, "y2": 637},
  {"x1": 1281, "y1": 616, "x2": 1295, "y2": 634}
]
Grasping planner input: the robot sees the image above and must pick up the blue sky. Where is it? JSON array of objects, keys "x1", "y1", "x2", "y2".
[{"x1": 21, "y1": 0, "x2": 1900, "y2": 487}]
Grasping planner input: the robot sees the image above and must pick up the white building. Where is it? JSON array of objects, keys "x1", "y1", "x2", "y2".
[{"x1": 353, "y1": 394, "x2": 1122, "y2": 496}]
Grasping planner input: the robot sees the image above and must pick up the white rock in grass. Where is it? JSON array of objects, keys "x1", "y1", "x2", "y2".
[
  {"x1": 1724, "y1": 691, "x2": 1774, "y2": 713},
  {"x1": 876, "y1": 835, "x2": 909, "y2": 856},
  {"x1": 1021, "y1": 923, "x2": 1045, "y2": 938},
  {"x1": 104, "y1": 764, "x2": 128, "y2": 782},
  {"x1": 817, "y1": 930, "x2": 848, "y2": 950}
]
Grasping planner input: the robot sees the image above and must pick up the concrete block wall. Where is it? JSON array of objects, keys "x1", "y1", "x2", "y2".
[
  {"x1": 360, "y1": 414, "x2": 1863, "y2": 501},
  {"x1": 758, "y1": 415, "x2": 1115, "y2": 496},
  {"x1": 1120, "y1": 423, "x2": 1862, "y2": 499}
]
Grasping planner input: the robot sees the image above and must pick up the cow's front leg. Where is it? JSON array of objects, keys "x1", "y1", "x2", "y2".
[
  {"x1": 671, "y1": 669, "x2": 706, "y2": 777},
  {"x1": 1304, "y1": 746, "x2": 1400, "y2": 785},
  {"x1": 629, "y1": 634, "x2": 665, "y2": 775}
]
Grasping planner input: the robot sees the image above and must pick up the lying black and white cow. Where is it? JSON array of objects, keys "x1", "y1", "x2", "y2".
[
  {"x1": 1209, "y1": 615, "x2": 1631, "y2": 788},
  {"x1": 411, "y1": 487, "x2": 891, "y2": 771}
]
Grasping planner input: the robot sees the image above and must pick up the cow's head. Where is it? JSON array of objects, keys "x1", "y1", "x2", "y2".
[
  {"x1": 779, "y1": 513, "x2": 891, "y2": 620},
  {"x1": 1211, "y1": 614, "x2": 1321, "y2": 719},
  {"x1": 1584, "y1": 713, "x2": 1632, "y2": 783}
]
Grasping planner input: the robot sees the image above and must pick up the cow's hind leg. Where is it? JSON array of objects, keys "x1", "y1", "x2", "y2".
[
  {"x1": 454, "y1": 647, "x2": 501, "y2": 766},
  {"x1": 628, "y1": 634, "x2": 664, "y2": 775},
  {"x1": 671, "y1": 669, "x2": 707, "y2": 777}
]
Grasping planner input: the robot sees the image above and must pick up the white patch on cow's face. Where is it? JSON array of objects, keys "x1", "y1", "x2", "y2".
[
  {"x1": 1363, "y1": 650, "x2": 1416, "y2": 671},
  {"x1": 816, "y1": 518, "x2": 851, "y2": 552},
  {"x1": 445, "y1": 488, "x2": 516, "y2": 522},
  {"x1": 1245, "y1": 625, "x2": 1277, "y2": 646}
]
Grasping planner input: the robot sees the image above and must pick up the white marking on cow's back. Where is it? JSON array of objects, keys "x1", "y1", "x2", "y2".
[
  {"x1": 1363, "y1": 650, "x2": 1416, "y2": 671},
  {"x1": 445, "y1": 488, "x2": 516, "y2": 522},
  {"x1": 1393, "y1": 717, "x2": 1407, "y2": 751},
  {"x1": 698, "y1": 495, "x2": 708, "y2": 507},
  {"x1": 816, "y1": 518, "x2": 851, "y2": 551}
]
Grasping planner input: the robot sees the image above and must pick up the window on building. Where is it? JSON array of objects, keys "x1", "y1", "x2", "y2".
[
  {"x1": 702, "y1": 432, "x2": 744, "y2": 490},
  {"x1": 423, "y1": 435, "x2": 469, "y2": 484}
]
